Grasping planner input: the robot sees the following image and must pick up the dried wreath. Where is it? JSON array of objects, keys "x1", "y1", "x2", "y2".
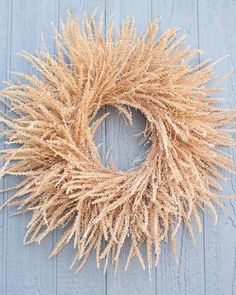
[{"x1": 0, "y1": 12, "x2": 235, "y2": 274}]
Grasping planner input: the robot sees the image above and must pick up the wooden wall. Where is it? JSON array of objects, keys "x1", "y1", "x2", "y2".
[{"x1": 0, "y1": 1, "x2": 236, "y2": 294}]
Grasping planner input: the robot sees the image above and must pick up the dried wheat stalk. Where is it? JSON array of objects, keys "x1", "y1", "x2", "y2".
[{"x1": 0, "y1": 12, "x2": 235, "y2": 275}]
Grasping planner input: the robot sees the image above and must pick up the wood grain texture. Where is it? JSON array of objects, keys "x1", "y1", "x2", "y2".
[
  {"x1": 3, "y1": 1, "x2": 58, "y2": 295},
  {"x1": 105, "y1": 2, "x2": 156, "y2": 295},
  {"x1": 198, "y1": 1, "x2": 236, "y2": 294},
  {"x1": 0, "y1": 1, "x2": 236, "y2": 294},
  {"x1": 152, "y1": 2, "x2": 205, "y2": 295},
  {"x1": 0, "y1": 2, "x2": 10, "y2": 295},
  {"x1": 56, "y1": 2, "x2": 106, "y2": 295}
]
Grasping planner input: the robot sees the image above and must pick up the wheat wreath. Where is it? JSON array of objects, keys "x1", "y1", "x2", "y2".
[{"x1": 0, "y1": 11, "x2": 235, "y2": 275}]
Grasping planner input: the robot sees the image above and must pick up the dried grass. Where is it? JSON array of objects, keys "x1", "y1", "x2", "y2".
[{"x1": 0, "y1": 11, "x2": 235, "y2": 275}]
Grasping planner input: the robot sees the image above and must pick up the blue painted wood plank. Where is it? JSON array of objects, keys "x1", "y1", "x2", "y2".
[
  {"x1": 3, "y1": 1, "x2": 58, "y2": 294},
  {"x1": 198, "y1": 1, "x2": 236, "y2": 294},
  {"x1": 56, "y1": 2, "x2": 107, "y2": 295},
  {"x1": 0, "y1": 2, "x2": 11, "y2": 295},
  {"x1": 105, "y1": 1, "x2": 156, "y2": 295},
  {"x1": 151, "y1": 1, "x2": 205, "y2": 295}
]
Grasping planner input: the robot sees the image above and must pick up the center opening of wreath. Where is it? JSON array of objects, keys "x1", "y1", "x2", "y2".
[{"x1": 94, "y1": 105, "x2": 151, "y2": 172}]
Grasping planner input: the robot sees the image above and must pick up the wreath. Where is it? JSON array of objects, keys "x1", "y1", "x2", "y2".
[{"x1": 0, "y1": 12, "x2": 235, "y2": 274}]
